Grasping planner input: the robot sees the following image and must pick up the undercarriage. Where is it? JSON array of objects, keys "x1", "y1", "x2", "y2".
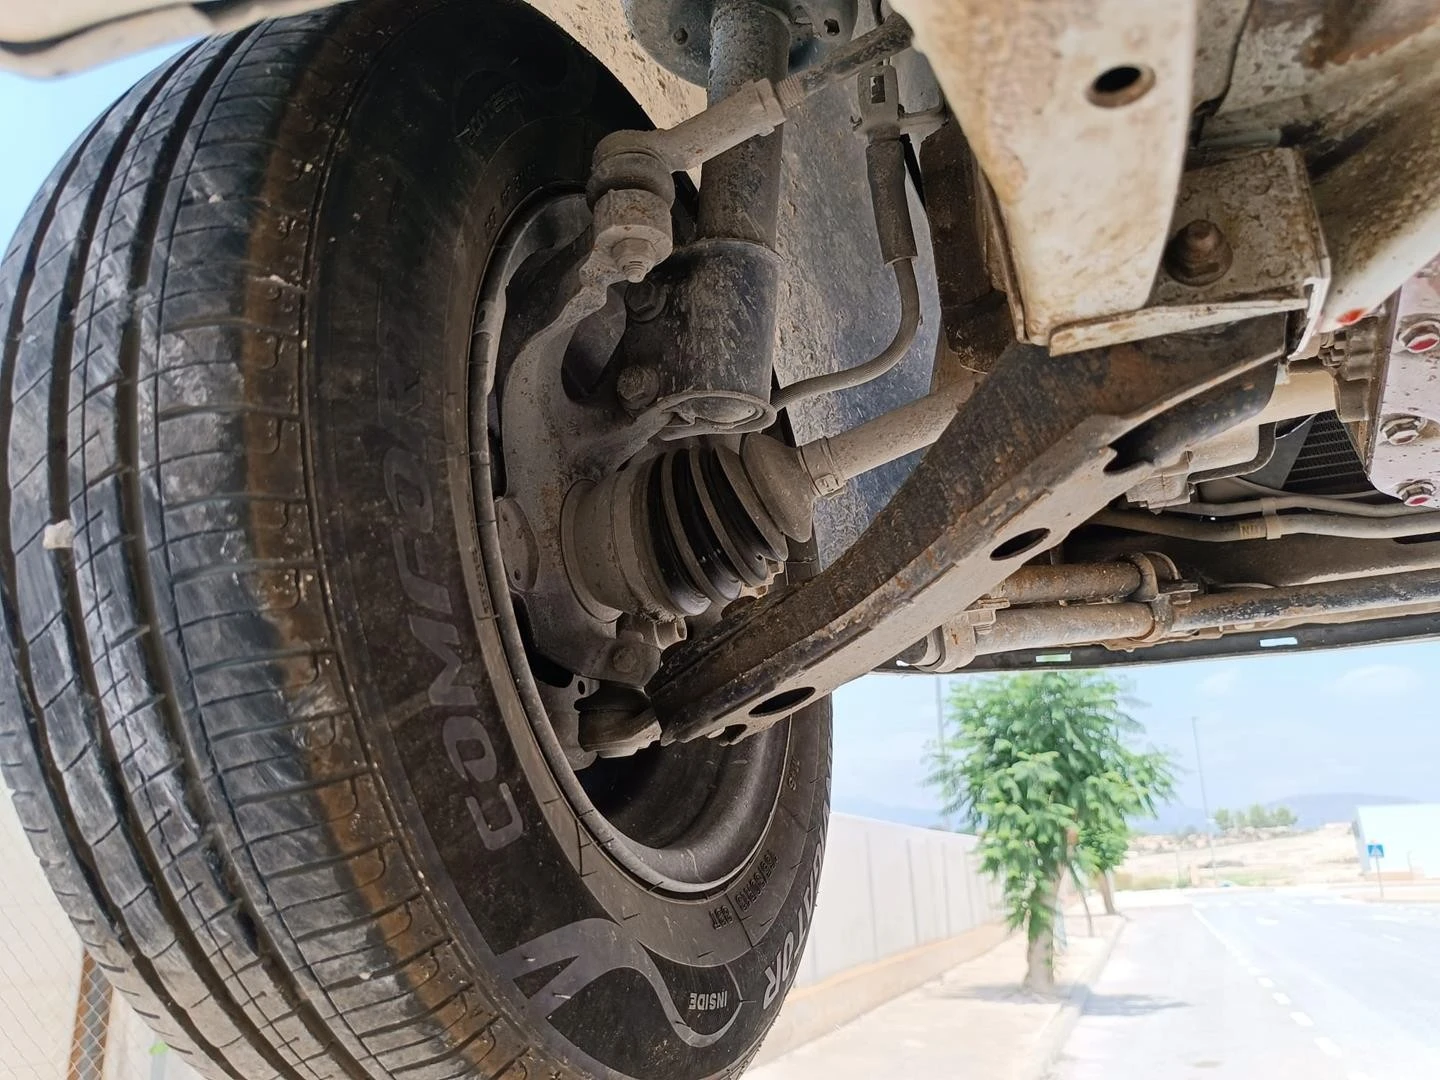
[{"x1": 466, "y1": 1, "x2": 1440, "y2": 759}]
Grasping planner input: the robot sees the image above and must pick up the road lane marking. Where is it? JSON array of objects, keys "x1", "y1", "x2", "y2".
[
  {"x1": 1383, "y1": 933, "x2": 1402, "y2": 943},
  {"x1": 1314, "y1": 1037, "x2": 1342, "y2": 1058},
  {"x1": 1192, "y1": 904, "x2": 1269, "y2": 982},
  {"x1": 1273, "y1": 992, "x2": 1291, "y2": 1005},
  {"x1": 1349, "y1": 1072, "x2": 1373, "y2": 1080},
  {"x1": 1257, "y1": 916, "x2": 1279, "y2": 926},
  {"x1": 1291, "y1": 1012, "x2": 1315, "y2": 1028},
  {"x1": 1258, "y1": 977, "x2": 1275, "y2": 989}
]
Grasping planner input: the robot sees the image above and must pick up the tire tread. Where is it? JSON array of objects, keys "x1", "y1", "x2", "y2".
[{"x1": 0, "y1": 7, "x2": 532, "y2": 1079}]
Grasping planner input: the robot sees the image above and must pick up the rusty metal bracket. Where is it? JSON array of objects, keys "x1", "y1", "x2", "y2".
[
  {"x1": 1360, "y1": 255, "x2": 1440, "y2": 507},
  {"x1": 893, "y1": 0, "x2": 1198, "y2": 346},
  {"x1": 1050, "y1": 149, "x2": 1331, "y2": 356},
  {"x1": 644, "y1": 315, "x2": 1289, "y2": 743}
]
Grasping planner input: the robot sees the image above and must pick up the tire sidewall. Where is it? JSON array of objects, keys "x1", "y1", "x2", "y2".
[{"x1": 305, "y1": 4, "x2": 829, "y2": 1077}]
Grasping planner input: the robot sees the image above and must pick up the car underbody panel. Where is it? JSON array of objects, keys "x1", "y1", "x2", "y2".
[{"x1": 8, "y1": 0, "x2": 1440, "y2": 703}]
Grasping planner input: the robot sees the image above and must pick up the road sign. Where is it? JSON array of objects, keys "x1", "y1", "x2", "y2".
[{"x1": 1367, "y1": 842, "x2": 1386, "y2": 859}]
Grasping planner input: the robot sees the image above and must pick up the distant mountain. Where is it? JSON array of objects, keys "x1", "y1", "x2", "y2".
[
  {"x1": 1130, "y1": 804, "x2": 1210, "y2": 834},
  {"x1": 1264, "y1": 792, "x2": 1417, "y2": 830},
  {"x1": 1132, "y1": 793, "x2": 1418, "y2": 834},
  {"x1": 832, "y1": 794, "x2": 946, "y2": 830},
  {"x1": 837, "y1": 792, "x2": 1418, "y2": 835}
]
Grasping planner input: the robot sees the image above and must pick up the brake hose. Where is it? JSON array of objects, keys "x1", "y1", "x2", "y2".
[{"x1": 772, "y1": 93, "x2": 921, "y2": 412}]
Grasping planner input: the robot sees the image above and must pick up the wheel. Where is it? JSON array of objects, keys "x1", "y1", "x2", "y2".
[{"x1": 0, "y1": 3, "x2": 831, "y2": 1078}]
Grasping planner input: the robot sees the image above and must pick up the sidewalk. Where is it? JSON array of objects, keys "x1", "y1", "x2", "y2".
[
  {"x1": 1341, "y1": 882, "x2": 1440, "y2": 903},
  {"x1": 749, "y1": 914, "x2": 1124, "y2": 1080}
]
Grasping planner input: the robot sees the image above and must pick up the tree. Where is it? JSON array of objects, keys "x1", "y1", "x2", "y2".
[
  {"x1": 1213, "y1": 808, "x2": 1234, "y2": 832},
  {"x1": 1078, "y1": 820, "x2": 1130, "y2": 917},
  {"x1": 1270, "y1": 805, "x2": 1297, "y2": 828},
  {"x1": 1246, "y1": 803, "x2": 1270, "y2": 828},
  {"x1": 927, "y1": 671, "x2": 1177, "y2": 992}
]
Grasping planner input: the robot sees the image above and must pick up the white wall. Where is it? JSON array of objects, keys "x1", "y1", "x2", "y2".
[
  {"x1": 796, "y1": 813, "x2": 1002, "y2": 988},
  {"x1": 0, "y1": 792, "x2": 998, "y2": 1076},
  {"x1": 1355, "y1": 803, "x2": 1440, "y2": 877},
  {"x1": 0, "y1": 780, "x2": 85, "y2": 1080}
]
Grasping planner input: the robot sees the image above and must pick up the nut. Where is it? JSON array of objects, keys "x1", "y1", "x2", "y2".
[
  {"x1": 1163, "y1": 219, "x2": 1233, "y2": 288},
  {"x1": 611, "y1": 237, "x2": 657, "y2": 284},
  {"x1": 1381, "y1": 415, "x2": 1426, "y2": 446},
  {"x1": 1397, "y1": 480, "x2": 1437, "y2": 507},
  {"x1": 624, "y1": 279, "x2": 667, "y2": 322},
  {"x1": 616, "y1": 365, "x2": 660, "y2": 411},
  {"x1": 591, "y1": 188, "x2": 672, "y2": 285}
]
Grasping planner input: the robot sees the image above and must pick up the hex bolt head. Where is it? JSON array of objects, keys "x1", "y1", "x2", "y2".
[
  {"x1": 1381, "y1": 415, "x2": 1426, "y2": 446},
  {"x1": 624, "y1": 279, "x2": 667, "y2": 322},
  {"x1": 616, "y1": 365, "x2": 660, "y2": 411},
  {"x1": 1163, "y1": 219, "x2": 1234, "y2": 287},
  {"x1": 1398, "y1": 480, "x2": 1437, "y2": 507},
  {"x1": 1400, "y1": 320, "x2": 1440, "y2": 355}
]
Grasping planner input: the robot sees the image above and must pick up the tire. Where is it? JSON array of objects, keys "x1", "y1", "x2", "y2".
[{"x1": 0, "y1": 3, "x2": 831, "y2": 1079}]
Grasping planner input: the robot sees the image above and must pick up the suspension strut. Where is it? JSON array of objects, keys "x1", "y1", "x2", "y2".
[
  {"x1": 659, "y1": 0, "x2": 792, "y2": 429},
  {"x1": 495, "y1": 14, "x2": 918, "y2": 751},
  {"x1": 588, "y1": 7, "x2": 913, "y2": 434}
]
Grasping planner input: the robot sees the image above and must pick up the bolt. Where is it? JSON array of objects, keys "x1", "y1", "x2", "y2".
[
  {"x1": 609, "y1": 642, "x2": 645, "y2": 677},
  {"x1": 1163, "y1": 219, "x2": 1234, "y2": 287},
  {"x1": 1398, "y1": 480, "x2": 1437, "y2": 507},
  {"x1": 1381, "y1": 415, "x2": 1426, "y2": 446},
  {"x1": 624, "y1": 279, "x2": 667, "y2": 322},
  {"x1": 610, "y1": 237, "x2": 657, "y2": 284},
  {"x1": 1400, "y1": 320, "x2": 1440, "y2": 354},
  {"x1": 616, "y1": 365, "x2": 660, "y2": 411}
]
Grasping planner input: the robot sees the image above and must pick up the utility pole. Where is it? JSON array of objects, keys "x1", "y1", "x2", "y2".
[
  {"x1": 1192, "y1": 716, "x2": 1218, "y2": 886},
  {"x1": 935, "y1": 674, "x2": 946, "y2": 746},
  {"x1": 935, "y1": 675, "x2": 948, "y2": 829}
]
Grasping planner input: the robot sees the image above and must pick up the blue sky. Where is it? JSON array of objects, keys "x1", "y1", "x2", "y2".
[
  {"x1": 0, "y1": 47, "x2": 180, "y2": 246},
  {"x1": 835, "y1": 641, "x2": 1440, "y2": 822},
  {"x1": 5, "y1": 49, "x2": 1437, "y2": 827}
]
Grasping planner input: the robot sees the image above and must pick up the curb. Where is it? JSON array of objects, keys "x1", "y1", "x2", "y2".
[{"x1": 1018, "y1": 917, "x2": 1127, "y2": 1080}]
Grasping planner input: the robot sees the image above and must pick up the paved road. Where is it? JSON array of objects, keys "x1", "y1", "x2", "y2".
[{"x1": 1052, "y1": 890, "x2": 1440, "y2": 1080}]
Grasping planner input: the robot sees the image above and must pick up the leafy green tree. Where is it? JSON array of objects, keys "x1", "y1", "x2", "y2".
[
  {"x1": 1270, "y1": 805, "x2": 1297, "y2": 828},
  {"x1": 1246, "y1": 803, "x2": 1270, "y2": 828},
  {"x1": 1213, "y1": 808, "x2": 1234, "y2": 832},
  {"x1": 1077, "y1": 820, "x2": 1130, "y2": 916},
  {"x1": 927, "y1": 671, "x2": 1176, "y2": 991}
]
